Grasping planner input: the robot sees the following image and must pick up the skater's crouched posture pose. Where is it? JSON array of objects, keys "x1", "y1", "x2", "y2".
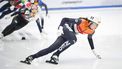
[
  {"x1": 21, "y1": 16, "x2": 101, "y2": 65},
  {"x1": 0, "y1": 3, "x2": 43, "y2": 39}
]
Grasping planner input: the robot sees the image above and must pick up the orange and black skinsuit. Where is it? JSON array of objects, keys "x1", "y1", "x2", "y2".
[{"x1": 27, "y1": 17, "x2": 96, "y2": 61}]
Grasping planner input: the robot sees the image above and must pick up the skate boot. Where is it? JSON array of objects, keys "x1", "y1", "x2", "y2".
[
  {"x1": 20, "y1": 55, "x2": 34, "y2": 65},
  {"x1": 46, "y1": 55, "x2": 59, "y2": 65}
]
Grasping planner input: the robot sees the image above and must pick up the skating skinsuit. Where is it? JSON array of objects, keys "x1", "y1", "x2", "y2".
[
  {"x1": 30, "y1": 18, "x2": 95, "y2": 59},
  {"x1": 59, "y1": 18, "x2": 94, "y2": 35},
  {"x1": 76, "y1": 18, "x2": 94, "y2": 34}
]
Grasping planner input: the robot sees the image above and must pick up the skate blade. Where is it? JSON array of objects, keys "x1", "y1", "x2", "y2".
[
  {"x1": 20, "y1": 60, "x2": 31, "y2": 65},
  {"x1": 46, "y1": 60, "x2": 58, "y2": 65}
]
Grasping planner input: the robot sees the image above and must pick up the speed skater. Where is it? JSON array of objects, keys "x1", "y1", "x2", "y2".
[{"x1": 20, "y1": 16, "x2": 101, "y2": 65}]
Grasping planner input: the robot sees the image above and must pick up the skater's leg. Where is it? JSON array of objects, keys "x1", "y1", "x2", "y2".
[
  {"x1": 53, "y1": 25, "x2": 77, "y2": 56},
  {"x1": 32, "y1": 36, "x2": 66, "y2": 58},
  {"x1": 45, "y1": 40, "x2": 75, "y2": 64},
  {"x1": 41, "y1": 18, "x2": 44, "y2": 29},
  {"x1": 36, "y1": 18, "x2": 43, "y2": 33},
  {"x1": 46, "y1": 26, "x2": 77, "y2": 64},
  {"x1": 36, "y1": 18, "x2": 47, "y2": 39},
  {"x1": 20, "y1": 36, "x2": 66, "y2": 64},
  {"x1": 2, "y1": 16, "x2": 18, "y2": 37},
  {"x1": 2, "y1": 23, "x2": 17, "y2": 37},
  {"x1": 1, "y1": 16, "x2": 28, "y2": 38}
]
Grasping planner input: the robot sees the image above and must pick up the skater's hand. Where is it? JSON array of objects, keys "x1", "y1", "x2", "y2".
[
  {"x1": 92, "y1": 49, "x2": 101, "y2": 59},
  {"x1": 10, "y1": 5, "x2": 15, "y2": 11},
  {"x1": 96, "y1": 54, "x2": 101, "y2": 59},
  {"x1": 57, "y1": 26, "x2": 63, "y2": 36}
]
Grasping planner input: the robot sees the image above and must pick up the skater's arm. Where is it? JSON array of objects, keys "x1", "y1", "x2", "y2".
[
  {"x1": 10, "y1": 10, "x2": 19, "y2": 16},
  {"x1": 4, "y1": 9, "x2": 19, "y2": 19},
  {"x1": 88, "y1": 33, "x2": 102, "y2": 59},
  {"x1": 39, "y1": 2, "x2": 48, "y2": 16},
  {"x1": 58, "y1": 18, "x2": 81, "y2": 29},
  {"x1": 87, "y1": 33, "x2": 94, "y2": 50},
  {"x1": 42, "y1": 2, "x2": 48, "y2": 16}
]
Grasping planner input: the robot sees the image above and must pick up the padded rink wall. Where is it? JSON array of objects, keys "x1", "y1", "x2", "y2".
[
  {"x1": 0, "y1": 0, "x2": 122, "y2": 40},
  {"x1": 44, "y1": 0, "x2": 122, "y2": 36},
  {"x1": 44, "y1": 0, "x2": 122, "y2": 10}
]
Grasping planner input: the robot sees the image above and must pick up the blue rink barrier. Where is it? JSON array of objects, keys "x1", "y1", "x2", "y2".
[{"x1": 44, "y1": 4, "x2": 122, "y2": 11}]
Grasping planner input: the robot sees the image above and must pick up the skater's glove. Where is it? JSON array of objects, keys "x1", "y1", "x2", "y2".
[
  {"x1": 10, "y1": 5, "x2": 15, "y2": 11},
  {"x1": 92, "y1": 49, "x2": 101, "y2": 59},
  {"x1": 57, "y1": 26, "x2": 63, "y2": 36}
]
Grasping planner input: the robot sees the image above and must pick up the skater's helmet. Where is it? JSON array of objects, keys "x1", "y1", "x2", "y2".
[
  {"x1": 20, "y1": 7, "x2": 31, "y2": 19},
  {"x1": 24, "y1": 9, "x2": 31, "y2": 18},
  {"x1": 25, "y1": 2, "x2": 31, "y2": 8},
  {"x1": 88, "y1": 16, "x2": 101, "y2": 25}
]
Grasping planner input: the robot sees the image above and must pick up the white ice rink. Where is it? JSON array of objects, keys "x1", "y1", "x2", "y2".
[{"x1": 0, "y1": 2, "x2": 122, "y2": 69}]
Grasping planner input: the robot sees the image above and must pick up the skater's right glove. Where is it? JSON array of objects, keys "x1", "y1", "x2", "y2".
[
  {"x1": 92, "y1": 49, "x2": 101, "y2": 59},
  {"x1": 57, "y1": 26, "x2": 63, "y2": 36}
]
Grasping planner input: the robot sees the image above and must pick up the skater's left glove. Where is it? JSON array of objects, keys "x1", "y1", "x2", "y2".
[
  {"x1": 10, "y1": 5, "x2": 15, "y2": 11},
  {"x1": 57, "y1": 26, "x2": 63, "y2": 36},
  {"x1": 92, "y1": 49, "x2": 101, "y2": 59}
]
